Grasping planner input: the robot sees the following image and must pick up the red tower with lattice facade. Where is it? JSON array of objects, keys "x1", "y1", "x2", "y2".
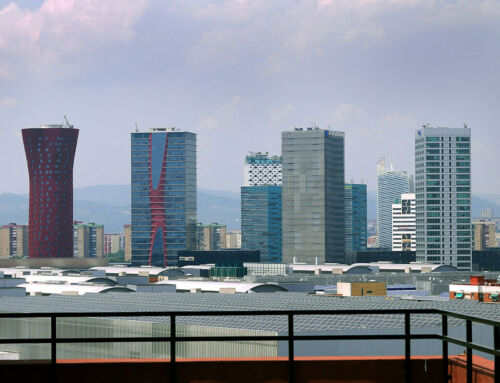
[{"x1": 22, "y1": 125, "x2": 79, "y2": 258}]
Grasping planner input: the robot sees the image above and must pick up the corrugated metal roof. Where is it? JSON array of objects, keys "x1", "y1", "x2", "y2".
[{"x1": 0, "y1": 293, "x2": 498, "y2": 333}]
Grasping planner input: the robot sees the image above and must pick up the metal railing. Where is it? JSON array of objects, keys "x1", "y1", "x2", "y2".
[{"x1": 0, "y1": 308, "x2": 498, "y2": 383}]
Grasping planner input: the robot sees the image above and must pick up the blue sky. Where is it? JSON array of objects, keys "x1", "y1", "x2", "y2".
[{"x1": 0, "y1": 0, "x2": 499, "y2": 193}]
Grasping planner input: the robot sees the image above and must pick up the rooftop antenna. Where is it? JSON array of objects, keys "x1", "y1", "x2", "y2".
[
  {"x1": 63, "y1": 115, "x2": 73, "y2": 128},
  {"x1": 135, "y1": 122, "x2": 139, "y2": 132}
]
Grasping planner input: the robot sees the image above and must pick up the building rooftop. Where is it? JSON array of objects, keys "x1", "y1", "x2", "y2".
[{"x1": 0, "y1": 293, "x2": 498, "y2": 333}]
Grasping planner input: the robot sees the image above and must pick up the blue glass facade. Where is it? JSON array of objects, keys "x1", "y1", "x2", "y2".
[
  {"x1": 345, "y1": 184, "x2": 367, "y2": 255},
  {"x1": 131, "y1": 129, "x2": 197, "y2": 267},
  {"x1": 241, "y1": 186, "x2": 282, "y2": 263}
]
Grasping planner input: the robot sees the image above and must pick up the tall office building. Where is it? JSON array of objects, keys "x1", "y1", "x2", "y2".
[
  {"x1": 241, "y1": 152, "x2": 283, "y2": 263},
  {"x1": 376, "y1": 158, "x2": 413, "y2": 249},
  {"x1": 282, "y1": 127, "x2": 345, "y2": 264},
  {"x1": 415, "y1": 126, "x2": 472, "y2": 270},
  {"x1": 131, "y1": 127, "x2": 197, "y2": 267},
  {"x1": 241, "y1": 185, "x2": 282, "y2": 262},
  {"x1": 73, "y1": 222, "x2": 104, "y2": 258},
  {"x1": 472, "y1": 220, "x2": 496, "y2": 251},
  {"x1": 392, "y1": 193, "x2": 416, "y2": 252},
  {"x1": 0, "y1": 224, "x2": 29, "y2": 258},
  {"x1": 22, "y1": 124, "x2": 78, "y2": 258},
  {"x1": 345, "y1": 184, "x2": 367, "y2": 261},
  {"x1": 244, "y1": 152, "x2": 282, "y2": 186},
  {"x1": 197, "y1": 223, "x2": 227, "y2": 251}
]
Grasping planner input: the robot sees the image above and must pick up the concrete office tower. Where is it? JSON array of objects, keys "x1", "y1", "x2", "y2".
[
  {"x1": 124, "y1": 224, "x2": 132, "y2": 262},
  {"x1": 0, "y1": 224, "x2": 29, "y2": 258},
  {"x1": 392, "y1": 193, "x2": 416, "y2": 252},
  {"x1": 131, "y1": 127, "x2": 197, "y2": 267},
  {"x1": 197, "y1": 223, "x2": 227, "y2": 251},
  {"x1": 415, "y1": 126, "x2": 472, "y2": 270},
  {"x1": 22, "y1": 124, "x2": 78, "y2": 258},
  {"x1": 244, "y1": 152, "x2": 282, "y2": 186},
  {"x1": 345, "y1": 184, "x2": 367, "y2": 262},
  {"x1": 282, "y1": 127, "x2": 345, "y2": 264},
  {"x1": 473, "y1": 220, "x2": 496, "y2": 250},
  {"x1": 73, "y1": 222, "x2": 104, "y2": 258},
  {"x1": 376, "y1": 158, "x2": 414, "y2": 249},
  {"x1": 241, "y1": 185, "x2": 282, "y2": 262}
]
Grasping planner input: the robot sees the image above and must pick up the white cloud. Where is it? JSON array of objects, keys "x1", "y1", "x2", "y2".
[
  {"x1": 197, "y1": 96, "x2": 251, "y2": 133},
  {"x1": 0, "y1": 0, "x2": 148, "y2": 78},
  {"x1": 0, "y1": 96, "x2": 17, "y2": 108},
  {"x1": 333, "y1": 103, "x2": 362, "y2": 122}
]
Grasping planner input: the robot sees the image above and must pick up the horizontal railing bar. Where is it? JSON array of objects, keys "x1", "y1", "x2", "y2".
[
  {"x1": 0, "y1": 333, "x2": 442, "y2": 345},
  {"x1": 0, "y1": 309, "x2": 442, "y2": 319},
  {"x1": 0, "y1": 338, "x2": 52, "y2": 344},
  {"x1": 441, "y1": 336, "x2": 500, "y2": 356}
]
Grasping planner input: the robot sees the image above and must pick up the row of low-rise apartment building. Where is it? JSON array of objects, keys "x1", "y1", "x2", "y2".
[{"x1": 0, "y1": 221, "x2": 136, "y2": 260}]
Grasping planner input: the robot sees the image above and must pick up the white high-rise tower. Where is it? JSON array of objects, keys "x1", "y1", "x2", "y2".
[
  {"x1": 376, "y1": 158, "x2": 414, "y2": 249},
  {"x1": 415, "y1": 126, "x2": 471, "y2": 270}
]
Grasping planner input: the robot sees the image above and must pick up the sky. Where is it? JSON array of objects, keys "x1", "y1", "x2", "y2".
[{"x1": 0, "y1": 0, "x2": 499, "y2": 194}]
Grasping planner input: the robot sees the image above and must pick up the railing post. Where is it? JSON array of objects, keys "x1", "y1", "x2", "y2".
[
  {"x1": 288, "y1": 313, "x2": 294, "y2": 383},
  {"x1": 442, "y1": 314, "x2": 449, "y2": 383},
  {"x1": 466, "y1": 319, "x2": 472, "y2": 383},
  {"x1": 494, "y1": 325, "x2": 499, "y2": 383},
  {"x1": 50, "y1": 315, "x2": 57, "y2": 382},
  {"x1": 405, "y1": 312, "x2": 411, "y2": 383},
  {"x1": 170, "y1": 314, "x2": 176, "y2": 383}
]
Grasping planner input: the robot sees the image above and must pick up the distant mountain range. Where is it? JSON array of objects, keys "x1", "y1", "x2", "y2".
[
  {"x1": 0, "y1": 185, "x2": 240, "y2": 233},
  {"x1": 0, "y1": 185, "x2": 497, "y2": 233}
]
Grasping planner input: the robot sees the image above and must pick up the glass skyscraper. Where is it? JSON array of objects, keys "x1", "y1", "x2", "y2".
[
  {"x1": 131, "y1": 127, "x2": 196, "y2": 267},
  {"x1": 282, "y1": 127, "x2": 345, "y2": 264},
  {"x1": 415, "y1": 126, "x2": 471, "y2": 270},
  {"x1": 241, "y1": 185, "x2": 282, "y2": 263},
  {"x1": 345, "y1": 183, "x2": 367, "y2": 260},
  {"x1": 376, "y1": 158, "x2": 414, "y2": 249}
]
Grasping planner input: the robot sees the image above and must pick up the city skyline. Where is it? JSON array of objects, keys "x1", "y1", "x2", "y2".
[{"x1": 0, "y1": 1, "x2": 499, "y2": 195}]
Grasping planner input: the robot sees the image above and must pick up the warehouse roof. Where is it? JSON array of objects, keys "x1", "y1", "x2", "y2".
[
  {"x1": 0, "y1": 292, "x2": 497, "y2": 333},
  {"x1": 156, "y1": 280, "x2": 288, "y2": 293},
  {"x1": 91, "y1": 266, "x2": 184, "y2": 277},
  {"x1": 18, "y1": 283, "x2": 133, "y2": 296},
  {"x1": 23, "y1": 275, "x2": 118, "y2": 286}
]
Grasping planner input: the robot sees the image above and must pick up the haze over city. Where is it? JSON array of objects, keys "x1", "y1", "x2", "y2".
[{"x1": 1, "y1": 0, "x2": 499, "y2": 194}]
